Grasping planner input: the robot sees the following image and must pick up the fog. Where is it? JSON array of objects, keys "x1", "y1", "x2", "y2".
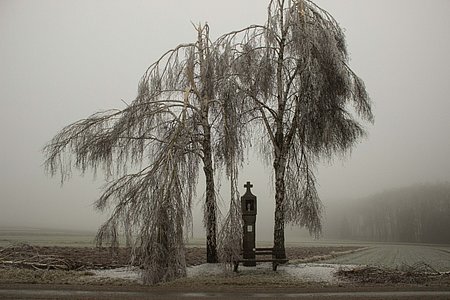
[
  {"x1": 323, "y1": 183, "x2": 450, "y2": 244},
  {"x1": 1, "y1": 0, "x2": 449, "y2": 242}
]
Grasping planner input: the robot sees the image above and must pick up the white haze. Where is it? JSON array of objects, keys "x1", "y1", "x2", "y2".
[{"x1": 1, "y1": 0, "x2": 449, "y2": 241}]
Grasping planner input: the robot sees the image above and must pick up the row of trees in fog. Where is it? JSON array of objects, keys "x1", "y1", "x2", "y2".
[{"x1": 326, "y1": 183, "x2": 450, "y2": 244}]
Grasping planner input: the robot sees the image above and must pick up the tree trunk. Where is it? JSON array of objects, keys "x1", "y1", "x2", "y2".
[
  {"x1": 202, "y1": 128, "x2": 218, "y2": 263},
  {"x1": 273, "y1": 156, "x2": 287, "y2": 259},
  {"x1": 273, "y1": 19, "x2": 287, "y2": 260}
]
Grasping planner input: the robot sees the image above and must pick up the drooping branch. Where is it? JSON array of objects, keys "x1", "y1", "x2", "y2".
[
  {"x1": 44, "y1": 22, "x2": 253, "y2": 279},
  {"x1": 215, "y1": 0, "x2": 373, "y2": 243}
]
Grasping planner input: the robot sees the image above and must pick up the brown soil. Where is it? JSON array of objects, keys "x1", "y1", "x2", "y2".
[
  {"x1": 336, "y1": 265, "x2": 450, "y2": 286},
  {"x1": 1, "y1": 244, "x2": 449, "y2": 290},
  {"x1": 0, "y1": 244, "x2": 362, "y2": 286},
  {"x1": 0, "y1": 244, "x2": 361, "y2": 270}
]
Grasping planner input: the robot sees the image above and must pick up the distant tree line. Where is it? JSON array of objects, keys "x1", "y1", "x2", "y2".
[{"x1": 326, "y1": 183, "x2": 450, "y2": 244}]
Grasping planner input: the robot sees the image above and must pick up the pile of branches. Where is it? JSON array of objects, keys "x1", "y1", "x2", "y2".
[
  {"x1": 0, "y1": 243, "x2": 84, "y2": 271},
  {"x1": 337, "y1": 262, "x2": 450, "y2": 285}
]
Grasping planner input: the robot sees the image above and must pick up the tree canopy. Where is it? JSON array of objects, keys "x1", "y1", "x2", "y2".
[
  {"x1": 216, "y1": 0, "x2": 373, "y2": 258},
  {"x1": 44, "y1": 0, "x2": 373, "y2": 283},
  {"x1": 44, "y1": 24, "x2": 248, "y2": 283}
]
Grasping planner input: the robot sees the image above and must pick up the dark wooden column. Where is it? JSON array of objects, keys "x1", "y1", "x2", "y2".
[{"x1": 241, "y1": 181, "x2": 257, "y2": 266}]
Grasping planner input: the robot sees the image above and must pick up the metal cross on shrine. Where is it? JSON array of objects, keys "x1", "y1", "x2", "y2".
[{"x1": 244, "y1": 181, "x2": 253, "y2": 193}]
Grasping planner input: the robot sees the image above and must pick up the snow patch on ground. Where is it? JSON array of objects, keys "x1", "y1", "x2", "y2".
[
  {"x1": 187, "y1": 263, "x2": 224, "y2": 277},
  {"x1": 282, "y1": 263, "x2": 355, "y2": 283},
  {"x1": 91, "y1": 267, "x2": 142, "y2": 283},
  {"x1": 91, "y1": 263, "x2": 358, "y2": 284}
]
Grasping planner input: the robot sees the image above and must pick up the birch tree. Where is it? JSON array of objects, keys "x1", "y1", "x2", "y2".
[
  {"x1": 44, "y1": 24, "x2": 246, "y2": 283},
  {"x1": 217, "y1": 0, "x2": 373, "y2": 259}
]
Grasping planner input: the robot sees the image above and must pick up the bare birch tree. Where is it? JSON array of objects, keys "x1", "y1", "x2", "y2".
[
  {"x1": 217, "y1": 0, "x2": 373, "y2": 259},
  {"x1": 44, "y1": 24, "x2": 246, "y2": 283}
]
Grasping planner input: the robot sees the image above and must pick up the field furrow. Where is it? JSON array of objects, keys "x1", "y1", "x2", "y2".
[{"x1": 324, "y1": 244, "x2": 450, "y2": 272}]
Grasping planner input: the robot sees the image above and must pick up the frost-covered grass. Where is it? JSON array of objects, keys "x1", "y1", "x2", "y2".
[
  {"x1": 0, "y1": 228, "x2": 97, "y2": 248},
  {"x1": 323, "y1": 244, "x2": 450, "y2": 272},
  {"x1": 0, "y1": 228, "x2": 207, "y2": 248},
  {"x1": 283, "y1": 263, "x2": 355, "y2": 284},
  {"x1": 0, "y1": 268, "x2": 134, "y2": 285},
  {"x1": 91, "y1": 263, "x2": 355, "y2": 286}
]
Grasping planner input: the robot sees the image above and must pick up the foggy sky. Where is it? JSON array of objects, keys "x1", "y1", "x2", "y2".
[{"x1": 1, "y1": 0, "x2": 449, "y2": 240}]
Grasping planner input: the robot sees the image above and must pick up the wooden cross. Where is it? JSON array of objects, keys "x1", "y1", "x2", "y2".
[{"x1": 244, "y1": 181, "x2": 253, "y2": 193}]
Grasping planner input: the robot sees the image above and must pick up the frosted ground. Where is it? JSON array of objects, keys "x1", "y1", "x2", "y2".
[
  {"x1": 92, "y1": 263, "x2": 355, "y2": 285},
  {"x1": 92, "y1": 244, "x2": 450, "y2": 284},
  {"x1": 324, "y1": 244, "x2": 450, "y2": 272}
]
